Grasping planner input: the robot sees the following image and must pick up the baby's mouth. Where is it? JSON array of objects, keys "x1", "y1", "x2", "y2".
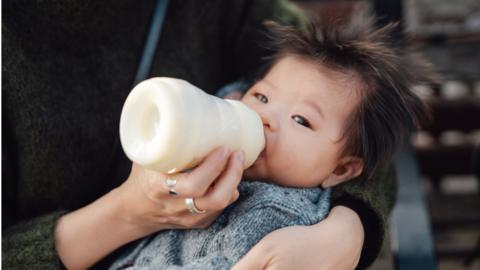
[
  {"x1": 257, "y1": 145, "x2": 268, "y2": 161},
  {"x1": 259, "y1": 129, "x2": 268, "y2": 159}
]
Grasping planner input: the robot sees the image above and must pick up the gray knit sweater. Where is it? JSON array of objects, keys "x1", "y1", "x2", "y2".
[{"x1": 109, "y1": 181, "x2": 331, "y2": 270}]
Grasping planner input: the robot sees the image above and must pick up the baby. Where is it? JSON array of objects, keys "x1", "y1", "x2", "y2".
[{"x1": 110, "y1": 17, "x2": 432, "y2": 270}]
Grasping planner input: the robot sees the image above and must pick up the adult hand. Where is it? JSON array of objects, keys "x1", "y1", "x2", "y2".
[
  {"x1": 116, "y1": 146, "x2": 245, "y2": 236},
  {"x1": 232, "y1": 206, "x2": 364, "y2": 270},
  {"x1": 55, "y1": 146, "x2": 244, "y2": 270}
]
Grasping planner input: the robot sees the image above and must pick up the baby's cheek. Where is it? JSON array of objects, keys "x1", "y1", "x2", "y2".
[{"x1": 268, "y1": 158, "x2": 297, "y2": 183}]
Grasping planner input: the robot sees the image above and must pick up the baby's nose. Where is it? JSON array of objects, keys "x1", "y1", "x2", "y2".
[
  {"x1": 263, "y1": 121, "x2": 275, "y2": 131},
  {"x1": 260, "y1": 112, "x2": 278, "y2": 132}
]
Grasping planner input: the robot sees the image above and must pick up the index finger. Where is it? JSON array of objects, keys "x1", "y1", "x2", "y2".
[
  {"x1": 176, "y1": 146, "x2": 231, "y2": 197},
  {"x1": 141, "y1": 147, "x2": 231, "y2": 199}
]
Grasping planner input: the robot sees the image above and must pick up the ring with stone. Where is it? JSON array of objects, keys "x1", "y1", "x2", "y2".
[
  {"x1": 164, "y1": 178, "x2": 178, "y2": 196},
  {"x1": 185, "y1": 197, "x2": 206, "y2": 214}
]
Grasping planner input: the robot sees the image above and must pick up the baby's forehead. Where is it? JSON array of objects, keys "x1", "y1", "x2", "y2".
[
  {"x1": 313, "y1": 61, "x2": 366, "y2": 91},
  {"x1": 272, "y1": 55, "x2": 366, "y2": 91},
  {"x1": 256, "y1": 56, "x2": 365, "y2": 112},
  {"x1": 284, "y1": 63, "x2": 364, "y2": 100},
  {"x1": 317, "y1": 66, "x2": 365, "y2": 107}
]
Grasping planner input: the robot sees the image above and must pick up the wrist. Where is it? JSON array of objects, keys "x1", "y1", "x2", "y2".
[
  {"x1": 108, "y1": 187, "x2": 166, "y2": 238},
  {"x1": 99, "y1": 187, "x2": 148, "y2": 241},
  {"x1": 54, "y1": 187, "x2": 155, "y2": 270},
  {"x1": 111, "y1": 180, "x2": 173, "y2": 237}
]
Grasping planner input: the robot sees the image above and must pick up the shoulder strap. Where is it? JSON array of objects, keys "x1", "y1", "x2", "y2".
[
  {"x1": 104, "y1": 0, "x2": 170, "y2": 186},
  {"x1": 133, "y1": 0, "x2": 170, "y2": 85}
]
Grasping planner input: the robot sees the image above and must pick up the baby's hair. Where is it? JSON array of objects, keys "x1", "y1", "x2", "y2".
[{"x1": 261, "y1": 16, "x2": 437, "y2": 179}]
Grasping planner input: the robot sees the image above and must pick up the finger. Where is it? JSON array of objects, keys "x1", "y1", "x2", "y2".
[
  {"x1": 145, "y1": 147, "x2": 231, "y2": 199},
  {"x1": 196, "y1": 150, "x2": 244, "y2": 211},
  {"x1": 230, "y1": 188, "x2": 240, "y2": 203},
  {"x1": 183, "y1": 210, "x2": 221, "y2": 229},
  {"x1": 231, "y1": 243, "x2": 268, "y2": 270},
  {"x1": 179, "y1": 146, "x2": 231, "y2": 197}
]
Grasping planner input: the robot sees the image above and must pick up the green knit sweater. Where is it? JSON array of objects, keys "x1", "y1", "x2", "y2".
[{"x1": 2, "y1": 0, "x2": 396, "y2": 269}]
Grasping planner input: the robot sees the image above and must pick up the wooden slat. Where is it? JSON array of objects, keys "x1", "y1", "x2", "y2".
[
  {"x1": 428, "y1": 193, "x2": 480, "y2": 261},
  {"x1": 433, "y1": 227, "x2": 479, "y2": 258},
  {"x1": 437, "y1": 259, "x2": 480, "y2": 270},
  {"x1": 417, "y1": 145, "x2": 475, "y2": 177},
  {"x1": 423, "y1": 98, "x2": 480, "y2": 136},
  {"x1": 428, "y1": 194, "x2": 480, "y2": 223}
]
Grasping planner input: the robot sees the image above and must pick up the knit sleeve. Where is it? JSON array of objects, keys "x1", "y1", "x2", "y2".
[
  {"x1": 2, "y1": 211, "x2": 68, "y2": 270},
  {"x1": 331, "y1": 165, "x2": 397, "y2": 269}
]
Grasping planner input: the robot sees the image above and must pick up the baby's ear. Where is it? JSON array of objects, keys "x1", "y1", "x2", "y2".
[{"x1": 321, "y1": 156, "x2": 364, "y2": 188}]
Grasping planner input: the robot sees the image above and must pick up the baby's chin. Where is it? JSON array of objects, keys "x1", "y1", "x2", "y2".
[
  {"x1": 243, "y1": 153, "x2": 281, "y2": 183},
  {"x1": 242, "y1": 161, "x2": 269, "y2": 182},
  {"x1": 243, "y1": 169, "x2": 289, "y2": 187},
  {"x1": 242, "y1": 162, "x2": 285, "y2": 186}
]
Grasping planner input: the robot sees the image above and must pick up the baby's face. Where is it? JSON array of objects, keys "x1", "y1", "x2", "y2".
[{"x1": 241, "y1": 55, "x2": 362, "y2": 187}]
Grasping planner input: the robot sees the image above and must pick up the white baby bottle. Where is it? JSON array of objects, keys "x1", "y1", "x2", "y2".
[{"x1": 119, "y1": 77, "x2": 265, "y2": 174}]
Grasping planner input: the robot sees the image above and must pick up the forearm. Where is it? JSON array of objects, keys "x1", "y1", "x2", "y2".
[
  {"x1": 332, "y1": 165, "x2": 396, "y2": 268},
  {"x1": 54, "y1": 187, "x2": 163, "y2": 270},
  {"x1": 232, "y1": 205, "x2": 364, "y2": 270},
  {"x1": 311, "y1": 206, "x2": 364, "y2": 270},
  {"x1": 323, "y1": 206, "x2": 364, "y2": 249}
]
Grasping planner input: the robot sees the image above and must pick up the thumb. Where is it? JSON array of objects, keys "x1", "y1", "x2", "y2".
[{"x1": 231, "y1": 244, "x2": 269, "y2": 270}]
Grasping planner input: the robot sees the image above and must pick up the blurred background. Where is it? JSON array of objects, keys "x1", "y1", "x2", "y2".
[{"x1": 291, "y1": 0, "x2": 480, "y2": 269}]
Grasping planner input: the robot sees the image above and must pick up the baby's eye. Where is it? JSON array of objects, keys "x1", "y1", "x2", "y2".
[
  {"x1": 254, "y1": 93, "x2": 268, "y2": 103},
  {"x1": 292, "y1": 115, "x2": 311, "y2": 129}
]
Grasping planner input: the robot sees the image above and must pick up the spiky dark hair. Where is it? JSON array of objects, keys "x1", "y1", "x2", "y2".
[{"x1": 261, "y1": 16, "x2": 436, "y2": 179}]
